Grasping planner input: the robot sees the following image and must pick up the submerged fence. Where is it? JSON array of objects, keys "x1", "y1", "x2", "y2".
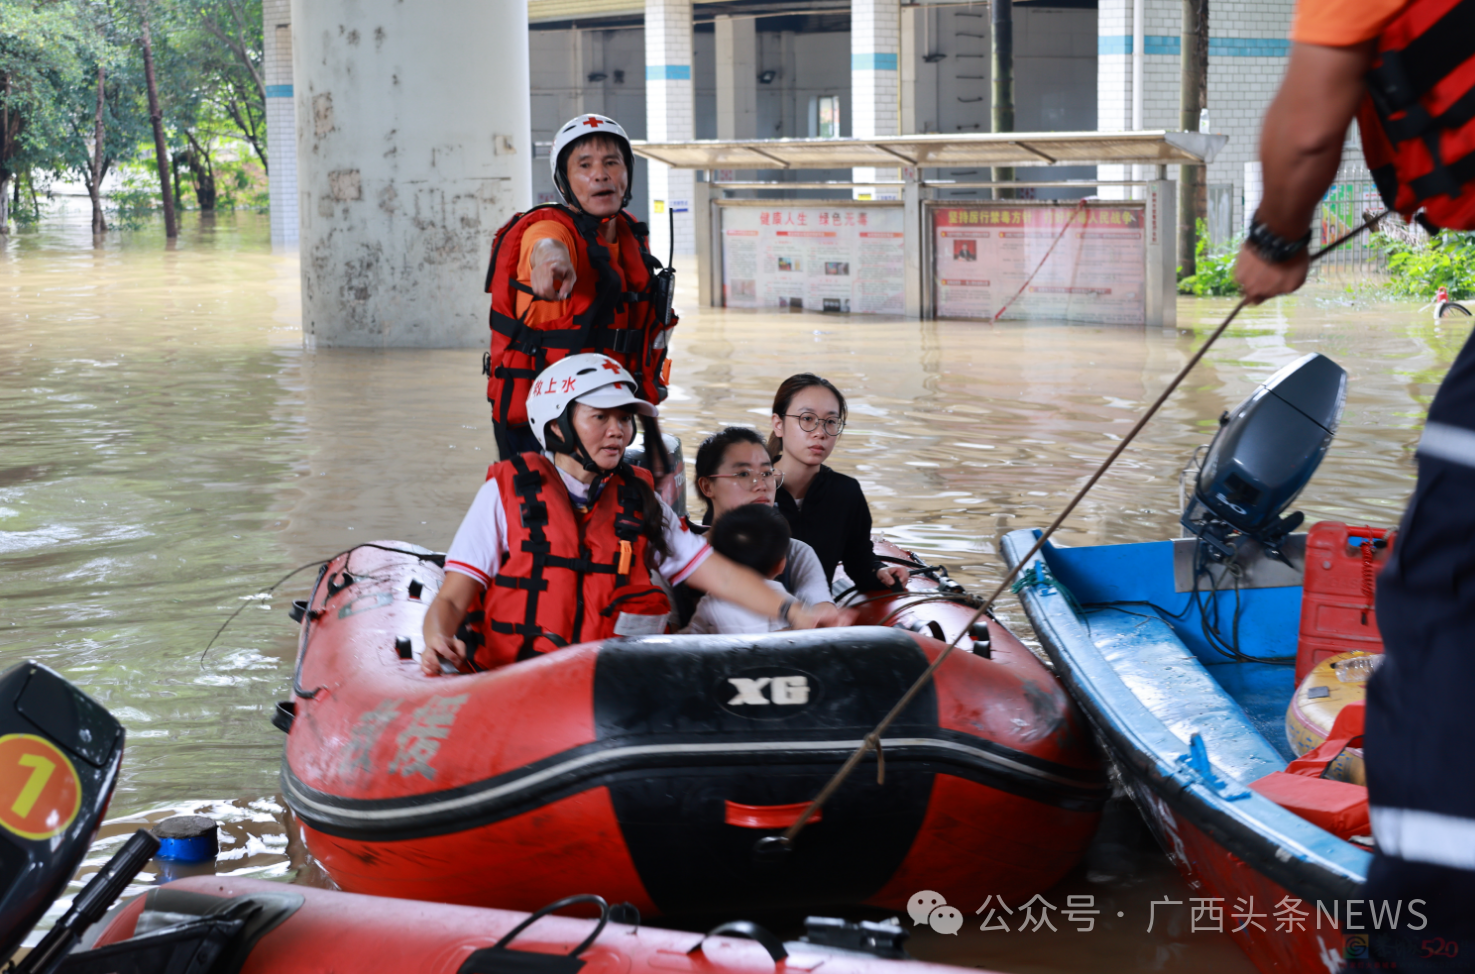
[{"x1": 1313, "y1": 159, "x2": 1398, "y2": 276}]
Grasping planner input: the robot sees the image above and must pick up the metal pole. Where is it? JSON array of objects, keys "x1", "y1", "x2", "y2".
[
  {"x1": 1179, "y1": 0, "x2": 1205, "y2": 275},
  {"x1": 991, "y1": 0, "x2": 1014, "y2": 199}
]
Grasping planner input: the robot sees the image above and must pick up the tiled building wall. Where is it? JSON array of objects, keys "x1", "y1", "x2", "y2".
[
  {"x1": 645, "y1": 0, "x2": 696, "y2": 256},
  {"x1": 528, "y1": 29, "x2": 650, "y2": 215},
  {"x1": 1098, "y1": 0, "x2": 1293, "y2": 228},
  {"x1": 263, "y1": 0, "x2": 297, "y2": 245}
]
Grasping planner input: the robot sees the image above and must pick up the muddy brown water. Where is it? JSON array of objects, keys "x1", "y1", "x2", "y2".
[{"x1": 2, "y1": 205, "x2": 1465, "y2": 970}]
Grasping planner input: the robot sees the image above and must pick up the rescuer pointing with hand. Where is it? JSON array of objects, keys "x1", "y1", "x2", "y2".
[{"x1": 484, "y1": 115, "x2": 677, "y2": 462}]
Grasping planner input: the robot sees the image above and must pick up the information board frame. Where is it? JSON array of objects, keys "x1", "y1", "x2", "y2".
[
  {"x1": 714, "y1": 199, "x2": 908, "y2": 316},
  {"x1": 924, "y1": 199, "x2": 1151, "y2": 326}
]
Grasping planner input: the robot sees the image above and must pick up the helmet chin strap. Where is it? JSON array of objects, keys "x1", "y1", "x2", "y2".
[{"x1": 550, "y1": 412, "x2": 606, "y2": 476}]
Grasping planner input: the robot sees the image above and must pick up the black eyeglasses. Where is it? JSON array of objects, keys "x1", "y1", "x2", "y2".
[
  {"x1": 785, "y1": 413, "x2": 845, "y2": 437},
  {"x1": 707, "y1": 468, "x2": 785, "y2": 490}
]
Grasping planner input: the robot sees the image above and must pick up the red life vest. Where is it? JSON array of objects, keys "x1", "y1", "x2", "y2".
[
  {"x1": 1360, "y1": 0, "x2": 1475, "y2": 229},
  {"x1": 464, "y1": 452, "x2": 671, "y2": 670},
  {"x1": 484, "y1": 205, "x2": 675, "y2": 429}
]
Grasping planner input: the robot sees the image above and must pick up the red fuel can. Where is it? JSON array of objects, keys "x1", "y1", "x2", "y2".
[{"x1": 1296, "y1": 522, "x2": 1395, "y2": 682}]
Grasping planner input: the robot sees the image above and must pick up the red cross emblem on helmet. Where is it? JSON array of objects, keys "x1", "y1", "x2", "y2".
[
  {"x1": 583, "y1": 117, "x2": 605, "y2": 128},
  {"x1": 600, "y1": 359, "x2": 622, "y2": 372}
]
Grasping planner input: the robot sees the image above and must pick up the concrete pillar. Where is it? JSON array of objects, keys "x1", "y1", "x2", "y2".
[
  {"x1": 899, "y1": 6, "x2": 919, "y2": 135},
  {"x1": 263, "y1": 0, "x2": 297, "y2": 246},
  {"x1": 1145, "y1": 178, "x2": 1177, "y2": 327},
  {"x1": 569, "y1": 31, "x2": 587, "y2": 118},
  {"x1": 291, "y1": 0, "x2": 531, "y2": 347},
  {"x1": 715, "y1": 17, "x2": 757, "y2": 140},
  {"x1": 646, "y1": 0, "x2": 695, "y2": 258},
  {"x1": 852, "y1": 0, "x2": 900, "y2": 199}
]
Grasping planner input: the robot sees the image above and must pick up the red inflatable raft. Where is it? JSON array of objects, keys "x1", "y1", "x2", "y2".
[
  {"x1": 277, "y1": 542, "x2": 1105, "y2": 916},
  {"x1": 80, "y1": 876, "x2": 1007, "y2": 974}
]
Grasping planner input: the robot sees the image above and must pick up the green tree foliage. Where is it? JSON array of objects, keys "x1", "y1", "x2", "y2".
[
  {"x1": 169, "y1": 0, "x2": 264, "y2": 170},
  {"x1": 0, "y1": 0, "x2": 90, "y2": 229},
  {"x1": 1178, "y1": 219, "x2": 1242, "y2": 297},
  {"x1": 147, "y1": 0, "x2": 265, "y2": 211},
  {"x1": 64, "y1": 1, "x2": 154, "y2": 232},
  {"x1": 1378, "y1": 231, "x2": 1475, "y2": 300},
  {"x1": 0, "y1": 0, "x2": 265, "y2": 231}
]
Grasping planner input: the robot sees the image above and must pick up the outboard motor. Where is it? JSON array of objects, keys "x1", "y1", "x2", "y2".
[
  {"x1": 624, "y1": 432, "x2": 687, "y2": 518},
  {"x1": 0, "y1": 662, "x2": 130, "y2": 963},
  {"x1": 1182, "y1": 353, "x2": 1347, "y2": 560}
]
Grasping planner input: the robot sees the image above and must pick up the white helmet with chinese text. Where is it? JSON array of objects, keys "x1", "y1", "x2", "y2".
[{"x1": 527, "y1": 354, "x2": 658, "y2": 472}]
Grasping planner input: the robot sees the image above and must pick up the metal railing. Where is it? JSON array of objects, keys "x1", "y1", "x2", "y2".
[{"x1": 1309, "y1": 150, "x2": 1446, "y2": 277}]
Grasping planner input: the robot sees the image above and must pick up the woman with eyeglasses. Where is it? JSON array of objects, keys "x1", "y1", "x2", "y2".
[
  {"x1": 768, "y1": 373, "x2": 908, "y2": 594},
  {"x1": 669, "y1": 426, "x2": 836, "y2": 630}
]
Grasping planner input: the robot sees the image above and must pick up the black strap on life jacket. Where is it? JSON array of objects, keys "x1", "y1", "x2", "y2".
[
  {"x1": 486, "y1": 207, "x2": 663, "y2": 414},
  {"x1": 490, "y1": 455, "x2": 568, "y2": 661},
  {"x1": 1366, "y1": 0, "x2": 1475, "y2": 201},
  {"x1": 611, "y1": 464, "x2": 648, "y2": 588},
  {"x1": 491, "y1": 458, "x2": 650, "y2": 656}
]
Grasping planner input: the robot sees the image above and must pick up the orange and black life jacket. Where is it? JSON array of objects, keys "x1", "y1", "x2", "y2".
[
  {"x1": 1361, "y1": 0, "x2": 1475, "y2": 229},
  {"x1": 483, "y1": 205, "x2": 675, "y2": 429},
  {"x1": 463, "y1": 452, "x2": 671, "y2": 670}
]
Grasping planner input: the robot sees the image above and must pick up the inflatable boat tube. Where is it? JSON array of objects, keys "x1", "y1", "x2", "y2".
[
  {"x1": 78, "y1": 876, "x2": 1012, "y2": 974},
  {"x1": 278, "y1": 543, "x2": 1106, "y2": 916}
]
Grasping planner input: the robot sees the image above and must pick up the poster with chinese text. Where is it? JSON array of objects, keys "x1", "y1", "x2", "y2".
[
  {"x1": 932, "y1": 204, "x2": 1146, "y2": 324},
  {"x1": 720, "y1": 205, "x2": 905, "y2": 315}
]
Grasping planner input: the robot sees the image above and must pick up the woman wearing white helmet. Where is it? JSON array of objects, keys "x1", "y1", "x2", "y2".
[
  {"x1": 424, "y1": 355, "x2": 851, "y2": 674},
  {"x1": 483, "y1": 115, "x2": 677, "y2": 460}
]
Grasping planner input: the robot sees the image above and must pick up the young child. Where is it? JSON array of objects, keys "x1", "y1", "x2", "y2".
[{"x1": 684, "y1": 505, "x2": 796, "y2": 635}]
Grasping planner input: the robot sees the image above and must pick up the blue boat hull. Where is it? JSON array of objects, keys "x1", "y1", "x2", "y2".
[{"x1": 1002, "y1": 529, "x2": 1370, "y2": 973}]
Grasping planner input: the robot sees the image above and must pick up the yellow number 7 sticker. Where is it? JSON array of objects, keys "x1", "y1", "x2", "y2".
[{"x1": 0, "y1": 735, "x2": 81, "y2": 841}]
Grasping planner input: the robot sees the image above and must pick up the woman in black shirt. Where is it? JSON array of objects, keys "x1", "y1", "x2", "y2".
[{"x1": 767, "y1": 374, "x2": 907, "y2": 593}]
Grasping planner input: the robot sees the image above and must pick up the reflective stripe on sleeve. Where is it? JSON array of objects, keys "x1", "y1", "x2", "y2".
[
  {"x1": 669, "y1": 544, "x2": 713, "y2": 586},
  {"x1": 1371, "y1": 806, "x2": 1475, "y2": 871},
  {"x1": 1416, "y1": 421, "x2": 1475, "y2": 469},
  {"x1": 445, "y1": 560, "x2": 491, "y2": 587}
]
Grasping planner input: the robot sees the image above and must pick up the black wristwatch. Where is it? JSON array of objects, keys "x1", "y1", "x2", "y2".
[{"x1": 1247, "y1": 214, "x2": 1311, "y2": 264}]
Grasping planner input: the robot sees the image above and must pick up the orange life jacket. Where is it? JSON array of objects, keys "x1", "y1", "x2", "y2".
[
  {"x1": 465, "y1": 452, "x2": 671, "y2": 670},
  {"x1": 484, "y1": 205, "x2": 675, "y2": 429},
  {"x1": 1360, "y1": 0, "x2": 1475, "y2": 229}
]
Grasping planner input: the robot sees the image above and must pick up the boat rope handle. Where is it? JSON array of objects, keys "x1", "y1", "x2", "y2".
[
  {"x1": 491, "y1": 893, "x2": 610, "y2": 958},
  {"x1": 687, "y1": 921, "x2": 788, "y2": 964},
  {"x1": 200, "y1": 542, "x2": 445, "y2": 667},
  {"x1": 760, "y1": 211, "x2": 1390, "y2": 860}
]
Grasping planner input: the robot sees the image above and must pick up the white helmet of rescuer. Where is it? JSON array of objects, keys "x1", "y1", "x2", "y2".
[
  {"x1": 550, "y1": 114, "x2": 635, "y2": 209},
  {"x1": 527, "y1": 354, "x2": 657, "y2": 455}
]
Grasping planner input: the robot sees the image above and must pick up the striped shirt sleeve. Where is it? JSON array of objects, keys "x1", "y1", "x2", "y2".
[
  {"x1": 444, "y1": 480, "x2": 509, "y2": 587},
  {"x1": 654, "y1": 499, "x2": 713, "y2": 585}
]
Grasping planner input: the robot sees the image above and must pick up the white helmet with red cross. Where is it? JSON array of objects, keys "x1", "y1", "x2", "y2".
[
  {"x1": 550, "y1": 114, "x2": 635, "y2": 209},
  {"x1": 527, "y1": 353, "x2": 657, "y2": 452}
]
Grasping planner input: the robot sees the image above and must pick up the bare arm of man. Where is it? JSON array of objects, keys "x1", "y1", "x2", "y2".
[
  {"x1": 420, "y1": 572, "x2": 483, "y2": 676},
  {"x1": 686, "y1": 553, "x2": 856, "y2": 629},
  {"x1": 529, "y1": 237, "x2": 577, "y2": 300},
  {"x1": 1234, "y1": 40, "x2": 1376, "y2": 303}
]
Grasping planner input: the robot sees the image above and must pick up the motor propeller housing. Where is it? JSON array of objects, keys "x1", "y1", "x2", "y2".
[{"x1": 1182, "y1": 352, "x2": 1347, "y2": 558}]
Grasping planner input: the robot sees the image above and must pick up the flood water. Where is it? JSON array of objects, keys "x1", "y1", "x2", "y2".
[{"x1": 2, "y1": 204, "x2": 1465, "y2": 971}]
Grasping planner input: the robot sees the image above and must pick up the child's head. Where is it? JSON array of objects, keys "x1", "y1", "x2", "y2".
[{"x1": 710, "y1": 504, "x2": 791, "y2": 579}]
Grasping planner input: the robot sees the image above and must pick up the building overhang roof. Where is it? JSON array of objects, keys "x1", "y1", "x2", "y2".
[{"x1": 630, "y1": 131, "x2": 1227, "y2": 169}]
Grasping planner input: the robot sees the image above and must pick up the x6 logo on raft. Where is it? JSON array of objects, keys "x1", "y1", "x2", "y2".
[{"x1": 718, "y1": 667, "x2": 820, "y2": 718}]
